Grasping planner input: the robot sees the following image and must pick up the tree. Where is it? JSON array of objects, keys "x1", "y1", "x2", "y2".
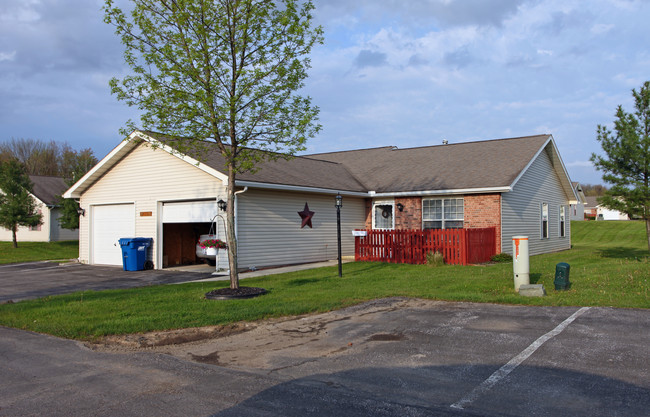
[
  {"x1": 0, "y1": 160, "x2": 43, "y2": 248},
  {"x1": 591, "y1": 81, "x2": 650, "y2": 252},
  {"x1": 581, "y1": 184, "x2": 608, "y2": 197},
  {"x1": 104, "y1": 0, "x2": 323, "y2": 289}
]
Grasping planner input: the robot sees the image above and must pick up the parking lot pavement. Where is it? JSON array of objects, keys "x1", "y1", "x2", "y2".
[
  {"x1": 0, "y1": 262, "x2": 212, "y2": 303},
  {"x1": 0, "y1": 300, "x2": 648, "y2": 416}
]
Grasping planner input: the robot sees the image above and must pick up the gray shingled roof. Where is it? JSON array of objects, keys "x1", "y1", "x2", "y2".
[
  {"x1": 141, "y1": 132, "x2": 551, "y2": 194},
  {"x1": 145, "y1": 132, "x2": 368, "y2": 192},
  {"x1": 309, "y1": 135, "x2": 551, "y2": 193},
  {"x1": 29, "y1": 175, "x2": 68, "y2": 205}
]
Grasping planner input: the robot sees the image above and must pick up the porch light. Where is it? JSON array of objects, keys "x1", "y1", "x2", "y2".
[
  {"x1": 335, "y1": 193, "x2": 342, "y2": 208},
  {"x1": 217, "y1": 199, "x2": 227, "y2": 211},
  {"x1": 396, "y1": 203, "x2": 404, "y2": 212}
]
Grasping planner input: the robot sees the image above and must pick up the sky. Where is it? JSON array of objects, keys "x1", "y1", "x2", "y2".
[{"x1": 1, "y1": 0, "x2": 649, "y2": 185}]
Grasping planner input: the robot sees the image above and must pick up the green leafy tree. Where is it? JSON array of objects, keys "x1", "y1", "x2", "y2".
[
  {"x1": 57, "y1": 148, "x2": 99, "y2": 230},
  {"x1": 0, "y1": 160, "x2": 43, "y2": 248},
  {"x1": 104, "y1": 0, "x2": 323, "y2": 289},
  {"x1": 591, "y1": 81, "x2": 650, "y2": 252}
]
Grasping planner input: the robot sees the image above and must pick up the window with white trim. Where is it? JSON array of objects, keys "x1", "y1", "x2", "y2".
[
  {"x1": 373, "y1": 203, "x2": 394, "y2": 229},
  {"x1": 559, "y1": 205, "x2": 566, "y2": 237},
  {"x1": 541, "y1": 203, "x2": 549, "y2": 239},
  {"x1": 422, "y1": 198, "x2": 464, "y2": 229}
]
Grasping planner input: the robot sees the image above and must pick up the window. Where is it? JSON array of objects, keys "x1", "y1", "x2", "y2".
[
  {"x1": 559, "y1": 205, "x2": 566, "y2": 237},
  {"x1": 373, "y1": 203, "x2": 394, "y2": 229},
  {"x1": 423, "y1": 198, "x2": 464, "y2": 229},
  {"x1": 541, "y1": 203, "x2": 549, "y2": 239}
]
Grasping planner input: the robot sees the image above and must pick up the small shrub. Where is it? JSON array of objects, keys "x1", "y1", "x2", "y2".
[
  {"x1": 491, "y1": 253, "x2": 513, "y2": 263},
  {"x1": 426, "y1": 251, "x2": 445, "y2": 267}
]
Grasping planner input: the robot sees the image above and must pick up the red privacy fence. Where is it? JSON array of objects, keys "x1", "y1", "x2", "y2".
[{"x1": 354, "y1": 228, "x2": 497, "y2": 265}]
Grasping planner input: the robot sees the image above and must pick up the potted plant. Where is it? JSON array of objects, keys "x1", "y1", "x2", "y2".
[{"x1": 196, "y1": 236, "x2": 227, "y2": 258}]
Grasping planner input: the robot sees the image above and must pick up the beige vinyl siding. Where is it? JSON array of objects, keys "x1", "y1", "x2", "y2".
[
  {"x1": 78, "y1": 143, "x2": 225, "y2": 266},
  {"x1": 0, "y1": 200, "x2": 50, "y2": 242},
  {"x1": 501, "y1": 146, "x2": 572, "y2": 256},
  {"x1": 237, "y1": 189, "x2": 366, "y2": 269}
]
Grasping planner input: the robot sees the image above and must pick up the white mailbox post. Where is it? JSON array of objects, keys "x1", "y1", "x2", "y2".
[{"x1": 512, "y1": 236, "x2": 529, "y2": 291}]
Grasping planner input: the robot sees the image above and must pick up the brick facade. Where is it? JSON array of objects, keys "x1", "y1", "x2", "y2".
[
  {"x1": 394, "y1": 197, "x2": 422, "y2": 230},
  {"x1": 368, "y1": 194, "x2": 502, "y2": 253},
  {"x1": 463, "y1": 193, "x2": 502, "y2": 253}
]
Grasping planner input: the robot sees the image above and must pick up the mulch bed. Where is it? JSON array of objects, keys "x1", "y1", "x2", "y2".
[{"x1": 205, "y1": 286, "x2": 267, "y2": 300}]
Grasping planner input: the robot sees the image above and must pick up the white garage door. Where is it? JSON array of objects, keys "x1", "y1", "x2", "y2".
[
  {"x1": 92, "y1": 204, "x2": 135, "y2": 265},
  {"x1": 162, "y1": 200, "x2": 220, "y2": 223}
]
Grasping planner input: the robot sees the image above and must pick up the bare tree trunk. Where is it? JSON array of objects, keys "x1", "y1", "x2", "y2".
[
  {"x1": 226, "y1": 166, "x2": 239, "y2": 289},
  {"x1": 12, "y1": 226, "x2": 17, "y2": 248}
]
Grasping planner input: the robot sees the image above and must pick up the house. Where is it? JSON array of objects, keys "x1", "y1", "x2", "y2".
[
  {"x1": 0, "y1": 175, "x2": 79, "y2": 242},
  {"x1": 584, "y1": 196, "x2": 630, "y2": 221},
  {"x1": 570, "y1": 182, "x2": 587, "y2": 221},
  {"x1": 64, "y1": 131, "x2": 577, "y2": 269}
]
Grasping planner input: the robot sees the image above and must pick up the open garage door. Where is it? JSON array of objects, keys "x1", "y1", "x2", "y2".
[
  {"x1": 91, "y1": 204, "x2": 135, "y2": 265},
  {"x1": 162, "y1": 200, "x2": 224, "y2": 267}
]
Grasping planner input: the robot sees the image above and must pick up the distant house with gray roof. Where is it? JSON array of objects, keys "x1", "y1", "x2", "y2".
[
  {"x1": 0, "y1": 175, "x2": 79, "y2": 242},
  {"x1": 64, "y1": 131, "x2": 577, "y2": 269}
]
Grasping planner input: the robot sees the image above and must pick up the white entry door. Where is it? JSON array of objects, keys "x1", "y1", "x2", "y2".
[{"x1": 91, "y1": 204, "x2": 135, "y2": 265}]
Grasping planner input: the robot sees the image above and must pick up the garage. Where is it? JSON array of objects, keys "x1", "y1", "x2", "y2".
[
  {"x1": 91, "y1": 204, "x2": 135, "y2": 265},
  {"x1": 161, "y1": 200, "x2": 226, "y2": 268}
]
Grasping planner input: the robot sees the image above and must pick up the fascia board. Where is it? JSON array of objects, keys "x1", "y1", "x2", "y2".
[
  {"x1": 235, "y1": 181, "x2": 511, "y2": 198},
  {"x1": 370, "y1": 187, "x2": 512, "y2": 198}
]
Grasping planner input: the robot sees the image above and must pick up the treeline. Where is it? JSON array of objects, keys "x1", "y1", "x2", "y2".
[
  {"x1": 580, "y1": 183, "x2": 608, "y2": 197},
  {"x1": 0, "y1": 138, "x2": 97, "y2": 181}
]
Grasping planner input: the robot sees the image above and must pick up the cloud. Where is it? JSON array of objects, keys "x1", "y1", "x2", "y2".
[
  {"x1": 354, "y1": 50, "x2": 388, "y2": 68},
  {"x1": 0, "y1": 51, "x2": 16, "y2": 62}
]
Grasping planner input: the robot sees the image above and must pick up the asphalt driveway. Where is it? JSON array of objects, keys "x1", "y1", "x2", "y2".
[
  {"x1": 0, "y1": 299, "x2": 648, "y2": 416},
  {"x1": 0, "y1": 262, "x2": 212, "y2": 303}
]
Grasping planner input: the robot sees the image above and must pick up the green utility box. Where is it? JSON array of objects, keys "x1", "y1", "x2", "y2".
[{"x1": 554, "y1": 262, "x2": 571, "y2": 290}]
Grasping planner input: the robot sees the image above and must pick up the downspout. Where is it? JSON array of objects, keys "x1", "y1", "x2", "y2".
[{"x1": 233, "y1": 186, "x2": 248, "y2": 244}]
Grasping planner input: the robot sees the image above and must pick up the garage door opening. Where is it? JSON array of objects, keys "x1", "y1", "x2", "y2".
[
  {"x1": 161, "y1": 200, "x2": 227, "y2": 269},
  {"x1": 162, "y1": 222, "x2": 214, "y2": 268}
]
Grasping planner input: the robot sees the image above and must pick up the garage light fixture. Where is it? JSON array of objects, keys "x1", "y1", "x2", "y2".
[
  {"x1": 77, "y1": 208, "x2": 85, "y2": 216},
  {"x1": 217, "y1": 199, "x2": 227, "y2": 212}
]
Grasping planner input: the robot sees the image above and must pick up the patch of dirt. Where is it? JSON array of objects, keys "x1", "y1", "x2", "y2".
[
  {"x1": 86, "y1": 297, "x2": 444, "y2": 371},
  {"x1": 87, "y1": 322, "x2": 255, "y2": 350}
]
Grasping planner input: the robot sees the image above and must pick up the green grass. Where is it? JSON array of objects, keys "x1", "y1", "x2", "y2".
[
  {"x1": 0, "y1": 222, "x2": 647, "y2": 340},
  {"x1": 0, "y1": 240, "x2": 79, "y2": 264}
]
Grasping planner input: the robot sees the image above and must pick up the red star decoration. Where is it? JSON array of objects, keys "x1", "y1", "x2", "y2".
[{"x1": 298, "y1": 203, "x2": 315, "y2": 228}]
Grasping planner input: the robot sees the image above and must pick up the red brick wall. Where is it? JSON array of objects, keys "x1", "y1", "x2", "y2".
[
  {"x1": 395, "y1": 197, "x2": 422, "y2": 230},
  {"x1": 364, "y1": 198, "x2": 373, "y2": 229},
  {"x1": 463, "y1": 194, "x2": 501, "y2": 253}
]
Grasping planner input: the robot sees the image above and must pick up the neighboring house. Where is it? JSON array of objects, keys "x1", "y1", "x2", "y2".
[
  {"x1": 64, "y1": 131, "x2": 577, "y2": 270},
  {"x1": 584, "y1": 196, "x2": 630, "y2": 221},
  {"x1": 0, "y1": 175, "x2": 79, "y2": 242},
  {"x1": 570, "y1": 182, "x2": 587, "y2": 221}
]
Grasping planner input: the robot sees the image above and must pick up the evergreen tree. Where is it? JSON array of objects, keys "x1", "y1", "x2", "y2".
[
  {"x1": 0, "y1": 160, "x2": 43, "y2": 248},
  {"x1": 591, "y1": 81, "x2": 650, "y2": 252}
]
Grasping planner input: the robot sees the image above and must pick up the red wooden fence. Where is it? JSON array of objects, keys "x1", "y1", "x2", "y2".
[{"x1": 354, "y1": 228, "x2": 496, "y2": 265}]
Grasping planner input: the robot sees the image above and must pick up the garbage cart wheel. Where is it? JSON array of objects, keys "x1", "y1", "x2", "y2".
[{"x1": 143, "y1": 260, "x2": 154, "y2": 270}]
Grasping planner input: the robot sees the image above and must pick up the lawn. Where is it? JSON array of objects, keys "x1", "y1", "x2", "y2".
[
  {"x1": 0, "y1": 221, "x2": 647, "y2": 340},
  {"x1": 0, "y1": 240, "x2": 79, "y2": 264}
]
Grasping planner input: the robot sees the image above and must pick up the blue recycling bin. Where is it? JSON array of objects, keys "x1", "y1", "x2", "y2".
[{"x1": 118, "y1": 238, "x2": 152, "y2": 271}]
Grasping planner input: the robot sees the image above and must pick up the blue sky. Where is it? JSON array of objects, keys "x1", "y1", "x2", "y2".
[{"x1": 1, "y1": 0, "x2": 649, "y2": 185}]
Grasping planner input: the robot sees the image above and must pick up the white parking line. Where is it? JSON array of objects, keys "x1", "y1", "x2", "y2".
[{"x1": 450, "y1": 306, "x2": 591, "y2": 410}]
